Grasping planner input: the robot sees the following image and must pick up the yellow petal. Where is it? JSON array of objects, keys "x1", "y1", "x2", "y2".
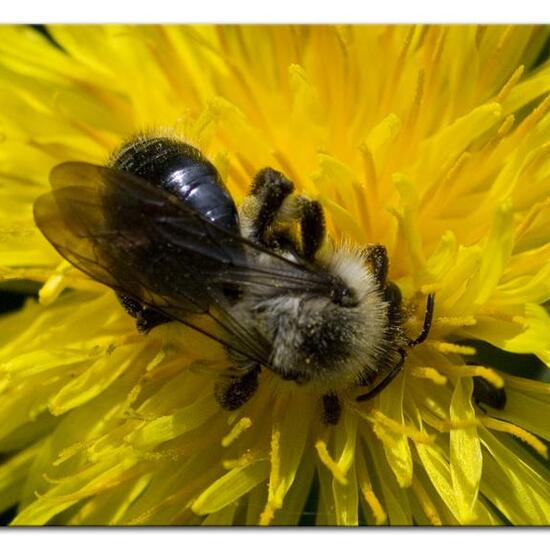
[
  {"x1": 449, "y1": 378, "x2": 482, "y2": 523},
  {"x1": 192, "y1": 460, "x2": 269, "y2": 516}
]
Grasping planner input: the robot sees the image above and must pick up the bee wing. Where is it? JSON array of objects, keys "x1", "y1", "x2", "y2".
[
  {"x1": 39, "y1": 161, "x2": 239, "y2": 313},
  {"x1": 34, "y1": 161, "x2": 333, "y2": 365}
]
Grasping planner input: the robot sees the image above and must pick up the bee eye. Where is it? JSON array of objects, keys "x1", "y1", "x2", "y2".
[{"x1": 332, "y1": 286, "x2": 358, "y2": 308}]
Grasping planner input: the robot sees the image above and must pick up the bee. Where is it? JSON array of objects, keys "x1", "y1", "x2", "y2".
[{"x1": 34, "y1": 135, "x2": 434, "y2": 425}]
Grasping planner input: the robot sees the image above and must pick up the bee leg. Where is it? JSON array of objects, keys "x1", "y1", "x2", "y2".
[
  {"x1": 322, "y1": 392, "x2": 341, "y2": 425},
  {"x1": 356, "y1": 349, "x2": 406, "y2": 402},
  {"x1": 136, "y1": 308, "x2": 171, "y2": 333},
  {"x1": 298, "y1": 198, "x2": 325, "y2": 261},
  {"x1": 472, "y1": 376, "x2": 507, "y2": 412},
  {"x1": 118, "y1": 293, "x2": 142, "y2": 317},
  {"x1": 117, "y1": 293, "x2": 170, "y2": 333},
  {"x1": 363, "y1": 244, "x2": 389, "y2": 289},
  {"x1": 250, "y1": 167, "x2": 295, "y2": 246},
  {"x1": 407, "y1": 293, "x2": 435, "y2": 347},
  {"x1": 215, "y1": 365, "x2": 261, "y2": 411}
]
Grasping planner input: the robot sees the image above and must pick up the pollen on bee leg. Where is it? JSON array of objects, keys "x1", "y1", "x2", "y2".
[
  {"x1": 411, "y1": 477, "x2": 442, "y2": 526},
  {"x1": 38, "y1": 260, "x2": 72, "y2": 306},
  {"x1": 409, "y1": 367, "x2": 447, "y2": 385},
  {"x1": 221, "y1": 417, "x2": 252, "y2": 447},
  {"x1": 315, "y1": 439, "x2": 348, "y2": 486},
  {"x1": 481, "y1": 417, "x2": 549, "y2": 459}
]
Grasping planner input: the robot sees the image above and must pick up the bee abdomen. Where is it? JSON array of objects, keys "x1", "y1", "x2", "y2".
[{"x1": 112, "y1": 136, "x2": 239, "y2": 233}]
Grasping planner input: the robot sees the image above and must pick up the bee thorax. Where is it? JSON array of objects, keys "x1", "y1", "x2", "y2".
[{"x1": 233, "y1": 247, "x2": 392, "y2": 389}]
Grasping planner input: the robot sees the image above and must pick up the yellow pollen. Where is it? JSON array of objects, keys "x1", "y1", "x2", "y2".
[
  {"x1": 123, "y1": 383, "x2": 143, "y2": 411},
  {"x1": 371, "y1": 423, "x2": 397, "y2": 448},
  {"x1": 258, "y1": 501, "x2": 276, "y2": 526},
  {"x1": 315, "y1": 440, "x2": 348, "y2": 486},
  {"x1": 139, "y1": 448, "x2": 189, "y2": 462},
  {"x1": 356, "y1": 452, "x2": 387, "y2": 525},
  {"x1": 430, "y1": 342, "x2": 477, "y2": 356},
  {"x1": 470, "y1": 366, "x2": 504, "y2": 389},
  {"x1": 362, "y1": 488, "x2": 387, "y2": 525},
  {"x1": 258, "y1": 425, "x2": 283, "y2": 526},
  {"x1": 411, "y1": 477, "x2": 443, "y2": 526},
  {"x1": 38, "y1": 260, "x2": 72, "y2": 306},
  {"x1": 436, "y1": 418, "x2": 481, "y2": 432},
  {"x1": 435, "y1": 315, "x2": 477, "y2": 327},
  {"x1": 221, "y1": 417, "x2": 252, "y2": 447},
  {"x1": 497, "y1": 114, "x2": 515, "y2": 137},
  {"x1": 53, "y1": 440, "x2": 95, "y2": 466},
  {"x1": 268, "y1": 426, "x2": 282, "y2": 507},
  {"x1": 372, "y1": 423, "x2": 395, "y2": 446},
  {"x1": 437, "y1": 364, "x2": 504, "y2": 388},
  {"x1": 481, "y1": 417, "x2": 548, "y2": 459},
  {"x1": 495, "y1": 65, "x2": 525, "y2": 103},
  {"x1": 371, "y1": 410, "x2": 435, "y2": 444},
  {"x1": 222, "y1": 451, "x2": 256, "y2": 470},
  {"x1": 42, "y1": 473, "x2": 65, "y2": 485},
  {"x1": 515, "y1": 93, "x2": 550, "y2": 139},
  {"x1": 409, "y1": 367, "x2": 448, "y2": 385}
]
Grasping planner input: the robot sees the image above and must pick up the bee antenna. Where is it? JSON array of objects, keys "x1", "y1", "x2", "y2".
[{"x1": 408, "y1": 293, "x2": 435, "y2": 347}]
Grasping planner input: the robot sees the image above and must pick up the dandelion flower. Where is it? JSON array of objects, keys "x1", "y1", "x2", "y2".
[{"x1": 0, "y1": 24, "x2": 550, "y2": 526}]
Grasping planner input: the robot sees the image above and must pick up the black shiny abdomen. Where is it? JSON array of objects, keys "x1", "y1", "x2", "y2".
[
  {"x1": 112, "y1": 136, "x2": 239, "y2": 233},
  {"x1": 107, "y1": 136, "x2": 242, "y2": 327}
]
